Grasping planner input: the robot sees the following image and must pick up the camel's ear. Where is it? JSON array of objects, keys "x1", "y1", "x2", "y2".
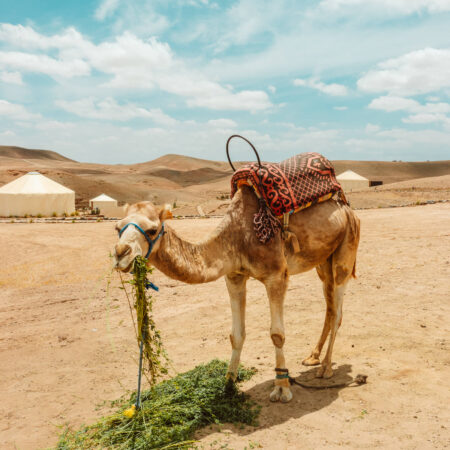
[
  {"x1": 123, "y1": 203, "x2": 130, "y2": 215},
  {"x1": 159, "y1": 204, "x2": 173, "y2": 221}
]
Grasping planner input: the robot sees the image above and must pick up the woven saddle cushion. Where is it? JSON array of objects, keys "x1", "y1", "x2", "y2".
[{"x1": 230, "y1": 152, "x2": 345, "y2": 218}]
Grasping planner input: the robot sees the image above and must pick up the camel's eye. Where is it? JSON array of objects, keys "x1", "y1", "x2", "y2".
[{"x1": 146, "y1": 228, "x2": 157, "y2": 237}]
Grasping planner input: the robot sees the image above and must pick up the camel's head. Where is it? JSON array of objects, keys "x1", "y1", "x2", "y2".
[{"x1": 113, "y1": 201, "x2": 172, "y2": 272}]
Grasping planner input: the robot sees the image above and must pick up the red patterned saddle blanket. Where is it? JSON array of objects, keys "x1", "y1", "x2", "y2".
[{"x1": 230, "y1": 152, "x2": 346, "y2": 243}]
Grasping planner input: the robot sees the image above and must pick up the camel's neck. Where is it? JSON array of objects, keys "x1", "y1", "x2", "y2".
[{"x1": 150, "y1": 216, "x2": 236, "y2": 284}]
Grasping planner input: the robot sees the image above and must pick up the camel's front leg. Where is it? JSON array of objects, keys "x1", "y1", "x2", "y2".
[
  {"x1": 225, "y1": 273, "x2": 247, "y2": 381},
  {"x1": 265, "y1": 271, "x2": 293, "y2": 403}
]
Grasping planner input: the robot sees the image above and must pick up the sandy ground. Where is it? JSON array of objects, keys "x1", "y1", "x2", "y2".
[{"x1": 1, "y1": 204, "x2": 449, "y2": 449}]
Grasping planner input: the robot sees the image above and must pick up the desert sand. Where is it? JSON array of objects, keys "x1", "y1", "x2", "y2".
[{"x1": 1, "y1": 203, "x2": 449, "y2": 449}]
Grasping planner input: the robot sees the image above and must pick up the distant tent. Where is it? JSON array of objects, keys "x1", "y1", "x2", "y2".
[
  {"x1": 89, "y1": 193, "x2": 123, "y2": 218},
  {"x1": 0, "y1": 172, "x2": 75, "y2": 216},
  {"x1": 89, "y1": 193, "x2": 118, "y2": 210},
  {"x1": 336, "y1": 170, "x2": 370, "y2": 192}
]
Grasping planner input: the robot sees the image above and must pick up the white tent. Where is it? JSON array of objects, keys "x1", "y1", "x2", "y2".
[
  {"x1": 336, "y1": 170, "x2": 370, "y2": 192},
  {"x1": 89, "y1": 193, "x2": 123, "y2": 218},
  {"x1": 0, "y1": 172, "x2": 75, "y2": 216},
  {"x1": 89, "y1": 193, "x2": 118, "y2": 210}
]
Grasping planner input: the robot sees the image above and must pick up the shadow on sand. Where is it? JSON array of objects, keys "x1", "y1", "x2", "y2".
[{"x1": 196, "y1": 364, "x2": 360, "y2": 440}]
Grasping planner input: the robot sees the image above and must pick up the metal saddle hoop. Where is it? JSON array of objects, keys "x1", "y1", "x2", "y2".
[{"x1": 226, "y1": 134, "x2": 262, "y2": 173}]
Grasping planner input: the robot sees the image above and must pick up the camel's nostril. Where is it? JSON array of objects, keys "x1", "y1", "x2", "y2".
[{"x1": 115, "y1": 243, "x2": 131, "y2": 258}]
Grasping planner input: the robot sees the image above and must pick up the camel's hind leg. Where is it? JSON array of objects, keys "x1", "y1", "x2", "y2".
[
  {"x1": 302, "y1": 259, "x2": 333, "y2": 367},
  {"x1": 315, "y1": 275, "x2": 347, "y2": 379},
  {"x1": 304, "y1": 209, "x2": 360, "y2": 377}
]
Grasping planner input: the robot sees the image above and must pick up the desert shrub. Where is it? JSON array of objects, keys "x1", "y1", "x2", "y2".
[{"x1": 52, "y1": 212, "x2": 57, "y2": 217}]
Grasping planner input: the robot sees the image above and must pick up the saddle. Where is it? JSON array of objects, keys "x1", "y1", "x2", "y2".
[{"x1": 230, "y1": 152, "x2": 347, "y2": 245}]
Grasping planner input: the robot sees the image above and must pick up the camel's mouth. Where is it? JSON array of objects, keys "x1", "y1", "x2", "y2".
[{"x1": 115, "y1": 258, "x2": 134, "y2": 273}]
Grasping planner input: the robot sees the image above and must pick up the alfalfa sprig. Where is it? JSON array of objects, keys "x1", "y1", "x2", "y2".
[{"x1": 125, "y1": 255, "x2": 170, "y2": 386}]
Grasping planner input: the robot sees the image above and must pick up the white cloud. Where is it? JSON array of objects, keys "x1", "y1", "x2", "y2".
[
  {"x1": 88, "y1": 33, "x2": 271, "y2": 110},
  {"x1": 375, "y1": 127, "x2": 450, "y2": 147},
  {"x1": 4, "y1": 115, "x2": 449, "y2": 163},
  {"x1": 402, "y1": 113, "x2": 450, "y2": 125},
  {"x1": 0, "y1": 24, "x2": 88, "y2": 51},
  {"x1": 334, "y1": 106, "x2": 348, "y2": 110},
  {"x1": 369, "y1": 95, "x2": 450, "y2": 124},
  {"x1": 109, "y1": 2, "x2": 169, "y2": 36},
  {"x1": 56, "y1": 97, "x2": 177, "y2": 125},
  {"x1": 207, "y1": 0, "x2": 287, "y2": 54},
  {"x1": 0, "y1": 130, "x2": 15, "y2": 138},
  {"x1": 358, "y1": 48, "x2": 450, "y2": 96},
  {"x1": 186, "y1": 88, "x2": 271, "y2": 111},
  {"x1": 0, "y1": 99, "x2": 41, "y2": 120},
  {"x1": 294, "y1": 77, "x2": 348, "y2": 96},
  {"x1": 0, "y1": 51, "x2": 90, "y2": 78},
  {"x1": 319, "y1": 0, "x2": 450, "y2": 14},
  {"x1": 0, "y1": 24, "x2": 271, "y2": 111},
  {"x1": 268, "y1": 85, "x2": 276, "y2": 94},
  {"x1": 368, "y1": 96, "x2": 419, "y2": 112},
  {"x1": 34, "y1": 120, "x2": 75, "y2": 131},
  {"x1": 95, "y1": 0, "x2": 120, "y2": 21},
  {"x1": 207, "y1": 118, "x2": 237, "y2": 128},
  {"x1": 0, "y1": 70, "x2": 23, "y2": 85},
  {"x1": 365, "y1": 123, "x2": 380, "y2": 133}
]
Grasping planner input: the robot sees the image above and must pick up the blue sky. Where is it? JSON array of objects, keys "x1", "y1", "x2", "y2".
[{"x1": 0, "y1": 0, "x2": 449, "y2": 163}]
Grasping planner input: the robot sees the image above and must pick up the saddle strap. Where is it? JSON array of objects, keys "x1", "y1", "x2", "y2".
[{"x1": 282, "y1": 213, "x2": 300, "y2": 253}]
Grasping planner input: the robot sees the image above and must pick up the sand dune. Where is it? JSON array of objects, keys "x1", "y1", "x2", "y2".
[
  {"x1": 0, "y1": 145, "x2": 74, "y2": 162},
  {"x1": 1, "y1": 145, "x2": 449, "y2": 209},
  {"x1": 375, "y1": 174, "x2": 450, "y2": 190}
]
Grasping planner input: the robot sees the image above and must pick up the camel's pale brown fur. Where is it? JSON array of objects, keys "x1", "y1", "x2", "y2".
[{"x1": 114, "y1": 185, "x2": 360, "y2": 402}]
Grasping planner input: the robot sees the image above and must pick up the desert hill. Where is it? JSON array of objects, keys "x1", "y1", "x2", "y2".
[
  {"x1": 1, "y1": 145, "x2": 449, "y2": 209},
  {"x1": 0, "y1": 145, "x2": 75, "y2": 162},
  {"x1": 331, "y1": 160, "x2": 450, "y2": 185},
  {"x1": 132, "y1": 153, "x2": 231, "y2": 172}
]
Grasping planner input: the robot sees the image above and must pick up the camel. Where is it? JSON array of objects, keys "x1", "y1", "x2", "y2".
[{"x1": 113, "y1": 185, "x2": 360, "y2": 403}]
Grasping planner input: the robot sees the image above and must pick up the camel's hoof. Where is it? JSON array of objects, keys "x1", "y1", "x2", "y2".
[
  {"x1": 316, "y1": 365, "x2": 333, "y2": 379},
  {"x1": 280, "y1": 387, "x2": 293, "y2": 403},
  {"x1": 225, "y1": 371, "x2": 237, "y2": 382},
  {"x1": 302, "y1": 356, "x2": 320, "y2": 366},
  {"x1": 269, "y1": 386, "x2": 293, "y2": 403},
  {"x1": 270, "y1": 386, "x2": 282, "y2": 402}
]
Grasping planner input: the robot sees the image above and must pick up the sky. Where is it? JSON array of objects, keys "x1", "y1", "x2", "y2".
[{"x1": 0, "y1": 0, "x2": 449, "y2": 164}]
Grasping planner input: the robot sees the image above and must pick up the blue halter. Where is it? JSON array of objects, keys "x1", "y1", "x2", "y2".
[{"x1": 118, "y1": 222, "x2": 165, "y2": 259}]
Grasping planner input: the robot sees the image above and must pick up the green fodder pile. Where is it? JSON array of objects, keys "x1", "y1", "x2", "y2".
[{"x1": 57, "y1": 360, "x2": 260, "y2": 449}]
